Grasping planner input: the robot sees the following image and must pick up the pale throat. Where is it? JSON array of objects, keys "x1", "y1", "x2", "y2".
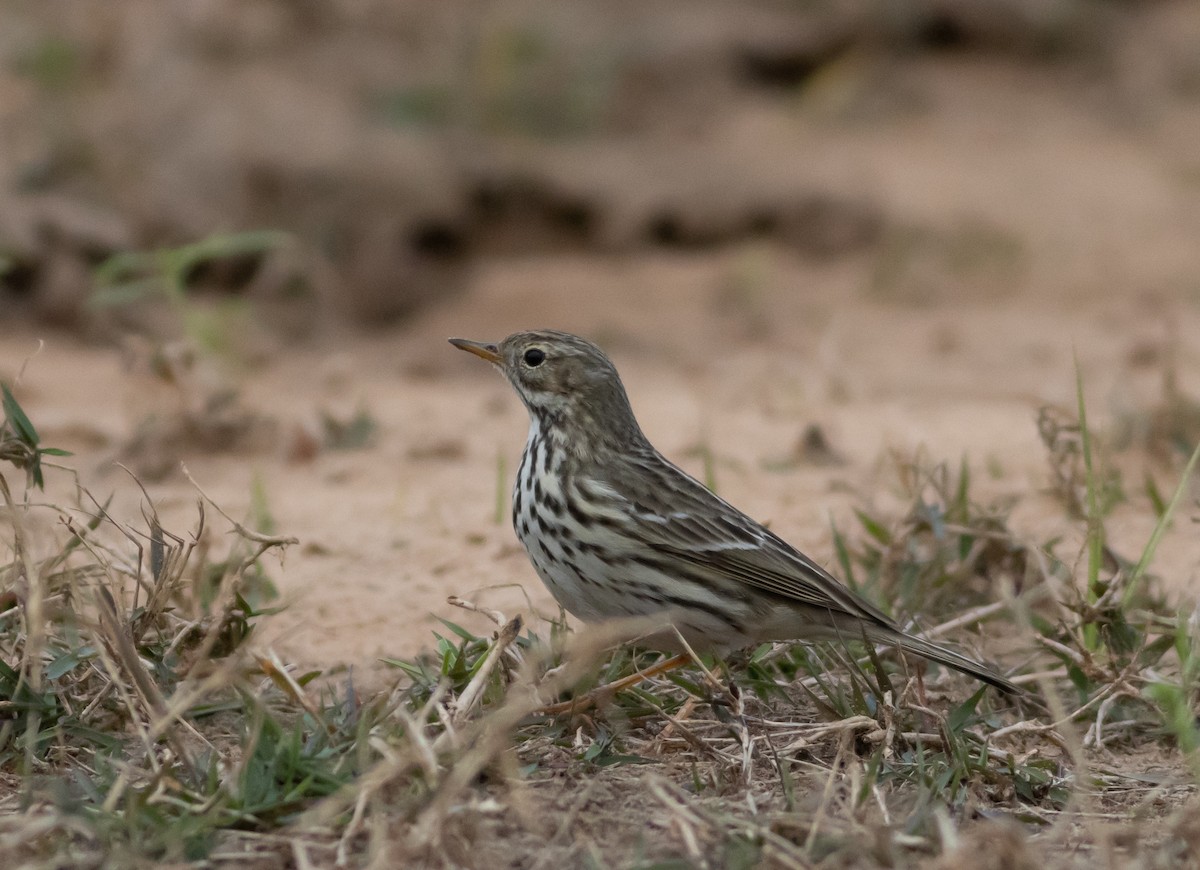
[{"x1": 523, "y1": 393, "x2": 594, "y2": 461}]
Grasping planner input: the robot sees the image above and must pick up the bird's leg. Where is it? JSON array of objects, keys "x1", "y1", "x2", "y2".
[{"x1": 537, "y1": 652, "x2": 693, "y2": 716}]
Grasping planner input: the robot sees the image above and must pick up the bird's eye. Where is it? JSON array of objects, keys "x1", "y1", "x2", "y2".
[{"x1": 523, "y1": 348, "x2": 546, "y2": 367}]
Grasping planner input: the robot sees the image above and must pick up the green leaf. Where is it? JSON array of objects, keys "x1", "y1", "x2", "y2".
[
  {"x1": 381, "y1": 657, "x2": 428, "y2": 681},
  {"x1": 1144, "y1": 472, "x2": 1167, "y2": 519},
  {"x1": 91, "y1": 249, "x2": 153, "y2": 285},
  {"x1": 2, "y1": 382, "x2": 39, "y2": 446},
  {"x1": 87, "y1": 277, "x2": 163, "y2": 307},
  {"x1": 952, "y1": 457, "x2": 971, "y2": 519},
  {"x1": 947, "y1": 685, "x2": 985, "y2": 732},
  {"x1": 831, "y1": 521, "x2": 857, "y2": 588},
  {"x1": 434, "y1": 617, "x2": 481, "y2": 643},
  {"x1": 1123, "y1": 438, "x2": 1200, "y2": 608},
  {"x1": 0, "y1": 657, "x2": 20, "y2": 685},
  {"x1": 296, "y1": 670, "x2": 323, "y2": 687},
  {"x1": 1135, "y1": 633, "x2": 1176, "y2": 670},
  {"x1": 181, "y1": 229, "x2": 289, "y2": 264},
  {"x1": 854, "y1": 509, "x2": 892, "y2": 546},
  {"x1": 45, "y1": 647, "x2": 96, "y2": 680}
]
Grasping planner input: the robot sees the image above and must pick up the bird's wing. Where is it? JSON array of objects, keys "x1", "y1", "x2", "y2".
[{"x1": 594, "y1": 451, "x2": 899, "y2": 630}]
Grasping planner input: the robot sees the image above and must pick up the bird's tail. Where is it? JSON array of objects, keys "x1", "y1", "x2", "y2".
[{"x1": 871, "y1": 627, "x2": 1020, "y2": 695}]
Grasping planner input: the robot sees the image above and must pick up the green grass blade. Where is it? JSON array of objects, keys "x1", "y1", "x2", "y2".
[
  {"x1": 2, "y1": 382, "x2": 39, "y2": 446},
  {"x1": 1122, "y1": 439, "x2": 1200, "y2": 609},
  {"x1": 1074, "y1": 354, "x2": 1103, "y2": 648}
]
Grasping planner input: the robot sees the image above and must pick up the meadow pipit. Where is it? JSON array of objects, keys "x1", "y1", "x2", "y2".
[{"x1": 451, "y1": 330, "x2": 1017, "y2": 693}]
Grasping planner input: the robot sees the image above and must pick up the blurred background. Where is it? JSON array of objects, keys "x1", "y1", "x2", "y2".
[
  {"x1": 2, "y1": 0, "x2": 1198, "y2": 329},
  {"x1": 2, "y1": 0, "x2": 1199, "y2": 664}
]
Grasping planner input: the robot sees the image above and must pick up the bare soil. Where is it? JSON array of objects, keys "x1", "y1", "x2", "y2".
[{"x1": 5, "y1": 245, "x2": 1200, "y2": 679}]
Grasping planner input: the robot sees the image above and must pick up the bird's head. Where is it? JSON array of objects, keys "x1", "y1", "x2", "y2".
[{"x1": 450, "y1": 330, "x2": 643, "y2": 452}]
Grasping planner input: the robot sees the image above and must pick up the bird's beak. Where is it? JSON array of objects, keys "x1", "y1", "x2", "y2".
[{"x1": 449, "y1": 338, "x2": 502, "y2": 365}]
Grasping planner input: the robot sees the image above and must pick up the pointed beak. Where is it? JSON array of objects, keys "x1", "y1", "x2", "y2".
[{"x1": 449, "y1": 338, "x2": 502, "y2": 365}]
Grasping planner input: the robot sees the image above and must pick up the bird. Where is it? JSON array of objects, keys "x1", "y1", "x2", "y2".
[{"x1": 450, "y1": 330, "x2": 1017, "y2": 694}]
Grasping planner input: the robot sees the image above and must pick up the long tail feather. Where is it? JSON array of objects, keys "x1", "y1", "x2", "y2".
[{"x1": 874, "y1": 628, "x2": 1020, "y2": 694}]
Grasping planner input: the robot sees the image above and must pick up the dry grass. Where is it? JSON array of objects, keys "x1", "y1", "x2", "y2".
[{"x1": 1, "y1": 369, "x2": 1198, "y2": 869}]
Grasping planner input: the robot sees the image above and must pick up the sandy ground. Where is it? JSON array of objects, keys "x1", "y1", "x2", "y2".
[
  {"x1": 4, "y1": 276, "x2": 1199, "y2": 680},
  {"x1": 3, "y1": 54, "x2": 1200, "y2": 682}
]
